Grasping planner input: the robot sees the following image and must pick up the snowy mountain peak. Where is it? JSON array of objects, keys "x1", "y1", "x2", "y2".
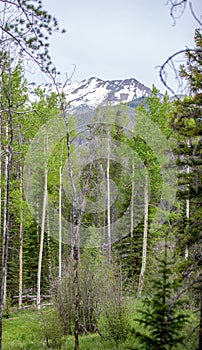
[{"x1": 29, "y1": 77, "x2": 152, "y2": 112}]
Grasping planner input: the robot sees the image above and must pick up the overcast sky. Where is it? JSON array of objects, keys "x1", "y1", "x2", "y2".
[{"x1": 28, "y1": 0, "x2": 202, "y2": 93}]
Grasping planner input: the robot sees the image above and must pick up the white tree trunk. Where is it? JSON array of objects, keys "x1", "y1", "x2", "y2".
[
  {"x1": 130, "y1": 162, "x2": 135, "y2": 238},
  {"x1": 185, "y1": 139, "x2": 190, "y2": 259},
  {"x1": 0, "y1": 109, "x2": 13, "y2": 350},
  {"x1": 36, "y1": 137, "x2": 48, "y2": 310},
  {"x1": 18, "y1": 164, "x2": 23, "y2": 309},
  {"x1": 107, "y1": 130, "x2": 111, "y2": 260},
  {"x1": 59, "y1": 165, "x2": 62, "y2": 280},
  {"x1": 46, "y1": 209, "x2": 51, "y2": 280},
  {"x1": 2, "y1": 125, "x2": 8, "y2": 306},
  {"x1": 138, "y1": 173, "x2": 149, "y2": 296},
  {"x1": 185, "y1": 170, "x2": 189, "y2": 259}
]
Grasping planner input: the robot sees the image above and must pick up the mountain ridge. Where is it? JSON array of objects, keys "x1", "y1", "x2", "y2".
[{"x1": 28, "y1": 76, "x2": 155, "y2": 112}]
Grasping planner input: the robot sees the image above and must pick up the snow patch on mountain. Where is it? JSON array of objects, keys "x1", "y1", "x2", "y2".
[{"x1": 28, "y1": 77, "x2": 152, "y2": 112}]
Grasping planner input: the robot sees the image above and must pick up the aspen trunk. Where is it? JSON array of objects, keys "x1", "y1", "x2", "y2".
[
  {"x1": 65, "y1": 119, "x2": 79, "y2": 350},
  {"x1": 59, "y1": 165, "x2": 62, "y2": 280},
  {"x1": 138, "y1": 173, "x2": 149, "y2": 296},
  {"x1": 107, "y1": 130, "x2": 111, "y2": 260},
  {"x1": 0, "y1": 115, "x2": 13, "y2": 350},
  {"x1": 18, "y1": 164, "x2": 23, "y2": 309},
  {"x1": 2, "y1": 126, "x2": 8, "y2": 306},
  {"x1": 66, "y1": 127, "x2": 93, "y2": 349},
  {"x1": 130, "y1": 162, "x2": 135, "y2": 238},
  {"x1": 46, "y1": 210, "x2": 51, "y2": 280},
  {"x1": 36, "y1": 137, "x2": 48, "y2": 310},
  {"x1": 185, "y1": 165, "x2": 190, "y2": 259},
  {"x1": 185, "y1": 139, "x2": 191, "y2": 259}
]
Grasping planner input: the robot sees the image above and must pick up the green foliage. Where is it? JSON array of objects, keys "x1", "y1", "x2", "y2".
[
  {"x1": 51, "y1": 263, "x2": 75, "y2": 336},
  {"x1": 39, "y1": 307, "x2": 65, "y2": 349},
  {"x1": 1, "y1": 22, "x2": 202, "y2": 350},
  {"x1": 2, "y1": 309, "x2": 43, "y2": 350},
  {"x1": 114, "y1": 90, "x2": 172, "y2": 287},
  {"x1": 98, "y1": 303, "x2": 130, "y2": 346},
  {"x1": 0, "y1": 0, "x2": 66, "y2": 73},
  {"x1": 180, "y1": 28, "x2": 202, "y2": 93},
  {"x1": 129, "y1": 242, "x2": 188, "y2": 350},
  {"x1": 2, "y1": 293, "x2": 11, "y2": 319},
  {"x1": 0, "y1": 60, "x2": 63, "y2": 300},
  {"x1": 2, "y1": 301, "x2": 198, "y2": 350},
  {"x1": 138, "y1": 85, "x2": 173, "y2": 138},
  {"x1": 95, "y1": 258, "x2": 131, "y2": 347},
  {"x1": 114, "y1": 235, "x2": 142, "y2": 292},
  {"x1": 169, "y1": 29, "x2": 202, "y2": 302}
]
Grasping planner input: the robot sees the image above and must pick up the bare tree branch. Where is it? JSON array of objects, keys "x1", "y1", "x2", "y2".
[
  {"x1": 159, "y1": 48, "x2": 202, "y2": 95},
  {"x1": 189, "y1": 2, "x2": 202, "y2": 27},
  {"x1": 165, "y1": 1, "x2": 202, "y2": 28},
  {"x1": 166, "y1": 0, "x2": 187, "y2": 25}
]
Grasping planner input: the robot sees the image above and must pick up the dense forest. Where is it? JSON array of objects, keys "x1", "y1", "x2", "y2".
[{"x1": 0, "y1": 1, "x2": 201, "y2": 350}]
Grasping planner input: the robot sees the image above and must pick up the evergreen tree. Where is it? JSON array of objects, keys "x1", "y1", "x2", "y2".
[
  {"x1": 170, "y1": 28, "x2": 202, "y2": 349},
  {"x1": 0, "y1": 0, "x2": 65, "y2": 74},
  {"x1": 129, "y1": 238, "x2": 188, "y2": 350}
]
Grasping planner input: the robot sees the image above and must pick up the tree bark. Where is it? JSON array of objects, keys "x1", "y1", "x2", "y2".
[
  {"x1": 199, "y1": 282, "x2": 202, "y2": 350},
  {"x1": 59, "y1": 165, "x2": 62, "y2": 280},
  {"x1": 46, "y1": 210, "x2": 51, "y2": 280},
  {"x1": 72, "y1": 161, "x2": 93, "y2": 350},
  {"x1": 36, "y1": 136, "x2": 48, "y2": 310},
  {"x1": 65, "y1": 119, "x2": 79, "y2": 350},
  {"x1": 107, "y1": 130, "x2": 111, "y2": 261},
  {"x1": 2, "y1": 126, "x2": 8, "y2": 306},
  {"x1": 0, "y1": 113, "x2": 13, "y2": 350},
  {"x1": 138, "y1": 173, "x2": 149, "y2": 296},
  {"x1": 0, "y1": 129, "x2": 1, "y2": 272},
  {"x1": 185, "y1": 139, "x2": 191, "y2": 259},
  {"x1": 130, "y1": 162, "x2": 135, "y2": 238},
  {"x1": 18, "y1": 163, "x2": 23, "y2": 310}
]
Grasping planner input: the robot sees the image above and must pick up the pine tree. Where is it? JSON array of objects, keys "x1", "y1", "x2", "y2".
[
  {"x1": 170, "y1": 28, "x2": 202, "y2": 349},
  {"x1": 130, "y1": 238, "x2": 188, "y2": 350},
  {"x1": 0, "y1": 0, "x2": 65, "y2": 74}
]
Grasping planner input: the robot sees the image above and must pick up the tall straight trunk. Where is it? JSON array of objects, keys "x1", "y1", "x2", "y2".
[
  {"x1": 65, "y1": 117, "x2": 93, "y2": 350},
  {"x1": 46, "y1": 209, "x2": 51, "y2": 280},
  {"x1": 18, "y1": 163, "x2": 23, "y2": 309},
  {"x1": 73, "y1": 225, "x2": 79, "y2": 350},
  {"x1": 2, "y1": 126, "x2": 8, "y2": 306},
  {"x1": 58, "y1": 165, "x2": 62, "y2": 280},
  {"x1": 72, "y1": 161, "x2": 93, "y2": 350},
  {"x1": 36, "y1": 137, "x2": 48, "y2": 310},
  {"x1": 58, "y1": 142, "x2": 64, "y2": 280},
  {"x1": 185, "y1": 164, "x2": 190, "y2": 259},
  {"x1": 130, "y1": 162, "x2": 135, "y2": 238},
  {"x1": 99, "y1": 163, "x2": 106, "y2": 249},
  {"x1": 0, "y1": 7, "x2": 12, "y2": 349},
  {"x1": 0, "y1": 131, "x2": 1, "y2": 259},
  {"x1": 185, "y1": 139, "x2": 191, "y2": 259},
  {"x1": 107, "y1": 130, "x2": 111, "y2": 260},
  {"x1": 0, "y1": 114, "x2": 13, "y2": 350},
  {"x1": 65, "y1": 119, "x2": 79, "y2": 350},
  {"x1": 138, "y1": 173, "x2": 149, "y2": 296},
  {"x1": 199, "y1": 282, "x2": 202, "y2": 350}
]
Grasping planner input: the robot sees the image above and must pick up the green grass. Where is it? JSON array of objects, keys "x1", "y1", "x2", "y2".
[
  {"x1": 2, "y1": 301, "x2": 198, "y2": 350},
  {"x1": 2, "y1": 306, "x2": 137, "y2": 350},
  {"x1": 3, "y1": 308, "x2": 45, "y2": 349},
  {"x1": 3, "y1": 309, "x2": 127, "y2": 350}
]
